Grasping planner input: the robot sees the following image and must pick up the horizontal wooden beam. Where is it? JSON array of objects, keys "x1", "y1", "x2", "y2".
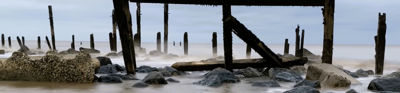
[{"x1": 129, "y1": 0, "x2": 324, "y2": 6}]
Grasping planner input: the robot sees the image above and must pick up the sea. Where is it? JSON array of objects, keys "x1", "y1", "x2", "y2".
[{"x1": 0, "y1": 40, "x2": 399, "y2": 93}]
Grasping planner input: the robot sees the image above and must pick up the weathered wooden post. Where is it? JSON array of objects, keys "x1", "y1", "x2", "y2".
[
  {"x1": 222, "y1": 0, "x2": 233, "y2": 72},
  {"x1": 173, "y1": 41, "x2": 175, "y2": 46},
  {"x1": 112, "y1": 10, "x2": 117, "y2": 52},
  {"x1": 284, "y1": 39, "x2": 289, "y2": 55},
  {"x1": 71, "y1": 35, "x2": 75, "y2": 50},
  {"x1": 8, "y1": 36, "x2": 11, "y2": 48},
  {"x1": 136, "y1": 2, "x2": 141, "y2": 47},
  {"x1": 1, "y1": 34, "x2": 4, "y2": 47},
  {"x1": 246, "y1": 45, "x2": 251, "y2": 58},
  {"x1": 109, "y1": 32, "x2": 114, "y2": 51},
  {"x1": 16, "y1": 36, "x2": 22, "y2": 47},
  {"x1": 48, "y1": 5, "x2": 56, "y2": 50},
  {"x1": 37, "y1": 36, "x2": 41, "y2": 50},
  {"x1": 212, "y1": 32, "x2": 217, "y2": 57},
  {"x1": 133, "y1": 33, "x2": 139, "y2": 48},
  {"x1": 90, "y1": 34, "x2": 95, "y2": 49},
  {"x1": 300, "y1": 29, "x2": 305, "y2": 57},
  {"x1": 295, "y1": 25, "x2": 300, "y2": 57},
  {"x1": 157, "y1": 32, "x2": 161, "y2": 52},
  {"x1": 22, "y1": 36, "x2": 25, "y2": 45},
  {"x1": 321, "y1": 0, "x2": 335, "y2": 64},
  {"x1": 183, "y1": 32, "x2": 188, "y2": 55},
  {"x1": 375, "y1": 13, "x2": 386, "y2": 75},
  {"x1": 164, "y1": 3, "x2": 169, "y2": 54},
  {"x1": 180, "y1": 42, "x2": 181, "y2": 46},
  {"x1": 45, "y1": 36, "x2": 52, "y2": 50},
  {"x1": 112, "y1": 0, "x2": 137, "y2": 74}
]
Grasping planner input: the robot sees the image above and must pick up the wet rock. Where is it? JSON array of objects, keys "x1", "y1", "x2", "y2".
[
  {"x1": 374, "y1": 91, "x2": 400, "y2": 93},
  {"x1": 380, "y1": 71, "x2": 400, "y2": 79},
  {"x1": 294, "y1": 80, "x2": 321, "y2": 88},
  {"x1": 354, "y1": 69, "x2": 369, "y2": 77},
  {"x1": 233, "y1": 70, "x2": 244, "y2": 75},
  {"x1": 319, "y1": 72, "x2": 351, "y2": 88},
  {"x1": 160, "y1": 70, "x2": 172, "y2": 77},
  {"x1": 194, "y1": 68, "x2": 240, "y2": 87},
  {"x1": 238, "y1": 67, "x2": 262, "y2": 78},
  {"x1": 113, "y1": 64, "x2": 125, "y2": 72},
  {"x1": 283, "y1": 86, "x2": 320, "y2": 93},
  {"x1": 166, "y1": 78, "x2": 180, "y2": 83},
  {"x1": 346, "y1": 89, "x2": 358, "y2": 93},
  {"x1": 163, "y1": 53, "x2": 179, "y2": 59},
  {"x1": 149, "y1": 50, "x2": 165, "y2": 56},
  {"x1": 194, "y1": 75, "x2": 222, "y2": 87},
  {"x1": 96, "y1": 57, "x2": 113, "y2": 66},
  {"x1": 136, "y1": 65, "x2": 159, "y2": 73},
  {"x1": 58, "y1": 48, "x2": 79, "y2": 54},
  {"x1": 93, "y1": 75, "x2": 98, "y2": 82},
  {"x1": 142, "y1": 72, "x2": 168, "y2": 84},
  {"x1": 18, "y1": 45, "x2": 36, "y2": 55},
  {"x1": 132, "y1": 82, "x2": 149, "y2": 88},
  {"x1": 290, "y1": 66, "x2": 307, "y2": 74},
  {"x1": 108, "y1": 74, "x2": 138, "y2": 80},
  {"x1": 135, "y1": 47, "x2": 146, "y2": 54},
  {"x1": 0, "y1": 49, "x2": 4, "y2": 54},
  {"x1": 268, "y1": 68, "x2": 303, "y2": 82},
  {"x1": 97, "y1": 64, "x2": 118, "y2": 74},
  {"x1": 79, "y1": 47, "x2": 100, "y2": 53},
  {"x1": 251, "y1": 81, "x2": 281, "y2": 87},
  {"x1": 105, "y1": 52, "x2": 118, "y2": 57},
  {"x1": 366, "y1": 70, "x2": 374, "y2": 75},
  {"x1": 97, "y1": 76, "x2": 123, "y2": 83},
  {"x1": 162, "y1": 66, "x2": 182, "y2": 75},
  {"x1": 338, "y1": 68, "x2": 359, "y2": 78},
  {"x1": 306, "y1": 63, "x2": 361, "y2": 85},
  {"x1": 368, "y1": 78, "x2": 400, "y2": 92}
]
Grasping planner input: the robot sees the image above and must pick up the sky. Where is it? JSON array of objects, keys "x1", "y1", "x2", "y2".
[{"x1": 0, "y1": 0, "x2": 399, "y2": 45}]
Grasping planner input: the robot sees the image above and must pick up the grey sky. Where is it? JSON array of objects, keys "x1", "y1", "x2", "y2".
[{"x1": 0, "y1": 0, "x2": 399, "y2": 45}]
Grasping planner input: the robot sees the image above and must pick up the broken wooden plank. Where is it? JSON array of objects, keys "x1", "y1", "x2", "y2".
[{"x1": 171, "y1": 57, "x2": 308, "y2": 71}]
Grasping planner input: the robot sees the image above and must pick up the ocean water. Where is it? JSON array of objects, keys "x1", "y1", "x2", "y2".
[{"x1": 0, "y1": 40, "x2": 399, "y2": 93}]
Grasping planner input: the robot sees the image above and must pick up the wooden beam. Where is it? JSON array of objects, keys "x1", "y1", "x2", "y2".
[
  {"x1": 129, "y1": 0, "x2": 324, "y2": 6},
  {"x1": 222, "y1": 0, "x2": 233, "y2": 72},
  {"x1": 321, "y1": 0, "x2": 335, "y2": 64}
]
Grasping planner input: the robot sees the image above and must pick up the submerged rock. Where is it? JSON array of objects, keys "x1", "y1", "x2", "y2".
[
  {"x1": 97, "y1": 76, "x2": 123, "y2": 83},
  {"x1": 290, "y1": 66, "x2": 307, "y2": 74},
  {"x1": 194, "y1": 68, "x2": 240, "y2": 87},
  {"x1": 354, "y1": 69, "x2": 369, "y2": 77},
  {"x1": 366, "y1": 70, "x2": 375, "y2": 75},
  {"x1": 79, "y1": 47, "x2": 100, "y2": 53},
  {"x1": 294, "y1": 80, "x2": 321, "y2": 88},
  {"x1": 166, "y1": 78, "x2": 180, "y2": 83},
  {"x1": 105, "y1": 52, "x2": 119, "y2": 57},
  {"x1": 283, "y1": 86, "x2": 320, "y2": 93},
  {"x1": 268, "y1": 68, "x2": 303, "y2": 82},
  {"x1": 108, "y1": 74, "x2": 138, "y2": 80},
  {"x1": 194, "y1": 75, "x2": 222, "y2": 87},
  {"x1": 142, "y1": 72, "x2": 168, "y2": 84},
  {"x1": 368, "y1": 72, "x2": 400, "y2": 92},
  {"x1": 337, "y1": 67, "x2": 359, "y2": 78},
  {"x1": 238, "y1": 67, "x2": 263, "y2": 78},
  {"x1": 58, "y1": 48, "x2": 79, "y2": 55},
  {"x1": 251, "y1": 81, "x2": 281, "y2": 87},
  {"x1": 132, "y1": 82, "x2": 149, "y2": 88},
  {"x1": 97, "y1": 64, "x2": 118, "y2": 74},
  {"x1": 136, "y1": 65, "x2": 159, "y2": 73},
  {"x1": 306, "y1": 63, "x2": 361, "y2": 86},
  {"x1": 346, "y1": 89, "x2": 358, "y2": 93}
]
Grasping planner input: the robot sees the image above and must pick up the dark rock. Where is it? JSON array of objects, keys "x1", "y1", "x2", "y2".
[
  {"x1": 163, "y1": 66, "x2": 182, "y2": 75},
  {"x1": 58, "y1": 48, "x2": 79, "y2": 54},
  {"x1": 374, "y1": 91, "x2": 400, "y2": 93},
  {"x1": 194, "y1": 68, "x2": 240, "y2": 87},
  {"x1": 106, "y1": 52, "x2": 118, "y2": 57},
  {"x1": 142, "y1": 72, "x2": 168, "y2": 84},
  {"x1": 113, "y1": 64, "x2": 125, "y2": 72},
  {"x1": 290, "y1": 66, "x2": 307, "y2": 74},
  {"x1": 366, "y1": 70, "x2": 374, "y2": 75},
  {"x1": 97, "y1": 64, "x2": 118, "y2": 74},
  {"x1": 294, "y1": 80, "x2": 321, "y2": 88},
  {"x1": 346, "y1": 89, "x2": 358, "y2": 93},
  {"x1": 93, "y1": 75, "x2": 98, "y2": 82},
  {"x1": 166, "y1": 78, "x2": 180, "y2": 83},
  {"x1": 108, "y1": 74, "x2": 138, "y2": 80},
  {"x1": 132, "y1": 82, "x2": 149, "y2": 88},
  {"x1": 79, "y1": 47, "x2": 100, "y2": 53},
  {"x1": 160, "y1": 71, "x2": 172, "y2": 77},
  {"x1": 338, "y1": 68, "x2": 359, "y2": 78},
  {"x1": 238, "y1": 67, "x2": 262, "y2": 78},
  {"x1": 354, "y1": 69, "x2": 369, "y2": 77},
  {"x1": 97, "y1": 76, "x2": 123, "y2": 83},
  {"x1": 381, "y1": 72, "x2": 400, "y2": 79},
  {"x1": 283, "y1": 86, "x2": 320, "y2": 93},
  {"x1": 368, "y1": 78, "x2": 400, "y2": 92},
  {"x1": 194, "y1": 75, "x2": 222, "y2": 87},
  {"x1": 233, "y1": 70, "x2": 244, "y2": 75},
  {"x1": 96, "y1": 57, "x2": 113, "y2": 66},
  {"x1": 251, "y1": 81, "x2": 281, "y2": 87},
  {"x1": 268, "y1": 68, "x2": 303, "y2": 82},
  {"x1": 136, "y1": 65, "x2": 159, "y2": 73}
]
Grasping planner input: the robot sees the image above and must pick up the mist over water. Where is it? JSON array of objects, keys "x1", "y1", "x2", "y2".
[{"x1": 0, "y1": 41, "x2": 399, "y2": 93}]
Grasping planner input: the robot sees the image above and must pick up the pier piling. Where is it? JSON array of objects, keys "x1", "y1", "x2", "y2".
[
  {"x1": 300, "y1": 29, "x2": 305, "y2": 57},
  {"x1": 295, "y1": 25, "x2": 300, "y2": 57},
  {"x1": 134, "y1": 33, "x2": 139, "y2": 48},
  {"x1": 16, "y1": 36, "x2": 22, "y2": 47},
  {"x1": 157, "y1": 32, "x2": 161, "y2": 52},
  {"x1": 8, "y1": 36, "x2": 11, "y2": 48},
  {"x1": 37, "y1": 36, "x2": 41, "y2": 50},
  {"x1": 71, "y1": 35, "x2": 75, "y2": 50},
  {"x1": 184, "y1": 32, "x2": 188, "y2": 55},
  {"x1": 45, "y1": 36, "x2": 52, "y2": 50},
  {"x1": 112, "y1": 10, "x2": 117, "y2": 52},
  {"x1": 90, "y1": 34, "x2": 94, "y2": 49},
  {"x1": 222, "y1": 0, "x2": 233, "y2": 72},
  {"x1": 164, "y1": 3, "x2": 169, "y2": 54},
  {"x1": 246, "y1": 45, "x2": 251, "y2": 58},
  {"x1": 1, "y1": 34, "x2": 4, "y2": 47},
  {"x1": 136, "y1": 2, "x2": 141, "y2": 47},
  {"x1": 212, "y1": 32, "x2": 217, "y2": 57},
  {"x1": 375, "y1": 13, "x2": 386, "y2": 75},
  {"x1": 48, "y1": 5, "x2": 56, "y2": 51},
  {"x1": 321, "y1": 0, "x2": 335, "y2": 64},
  {"x1": 109, "y1": 32, "x2": 114, "y2": 51},
  {"x1": 284, "y1": 39, "x2": 289, "y2": 55},
  {"x1": 22, "y1": 36, "x2": 25, "y2": 45}
]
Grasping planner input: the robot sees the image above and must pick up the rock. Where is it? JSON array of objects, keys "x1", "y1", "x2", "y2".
[
  {"x1": 142, "y1": 72, "x2": 168, "y2": 84},
  {"x1": 238, "y1": 67, "x2": 262, "y2": 78},
  {"x1": 283, "y1": 86, "x2": 320, "y2": 93},
  {"x1": 149, "y1": 50, "x2": 165, "y2": 56},
  {"x1": 162, "y1": 66, "x2": 182, "y2": 75},
  {"x1": 294, "y1": 80, "x2": 321, "y2": 88},
  {"x1": 290, "y1": 66, "x2": 307, "y2": 74},
  {"x1": 105, "y1": 52, "x2": 118, "y2": 57},
  {"x1": 374, "y1": 91, "x2": 400, "y2": 93},
  {"x1": 113, "y1": 64, "x2": 125, "y2": 72},
  {"x1": 337, "y1": 68, "x2": 359, "y2": 78},
  {"x1": 346, "y1": 89, "x2": 358, "y2": 93},
  {"x1": 164, "y1": 53, "x2": 179, "y2": 59},
  {"x1": 354, "y1": 69, "x2": 369, "y2": 77},
  {"x1": 319, "y1": 72, "x2": 351, "y2": 88},
  {"x1": 160, "y1": 70, "x2": 172, "y2": 77},
  {"x1": 96, "y1": 57, "x2": 113, "y2": 66},
  {"x1": 18, "y1": 45, "x2": 36, "y2": 55},
  {"x1": 233, "y1": 70, "x2": 244, "y2": 75},
  {"x1": 194, "y1": 75, "x2": 222, "y2": 87},
  {"x1": 97, "y1": 76, "x2": 123, "y2": 83},
  {"x1": 201, "y1": 58, "x2": 218, "y2": 62},
  {"x1": 79, "y1": 47, "x2": 100, "y2": 53},
  {"x1": 306, "y1": 63, "x2": 361, "y2": 85},
  {"x1": 166, "y1": 78, "x2": 180, "y2": 83},
  {"x1": 380, "y1": 71, "x2": 400, "y2": 79},
  {"x1": 136, "y1": 65, "x2": 159, "y2": 73},
  {"x1": 132, "y1": 82, "x2": 149, "y2": 88},
  {"x1": 368, "y1": 78, "x2": 400, "y2": 92},
  {"x1": 194, "y1": 68, "x2": 240, "y2": 87},
  {"x1": 58, "y1": 48, "x2": 79, "y2": 54},
  {"x1": 97, "y1": 64, "x2": 118, "y2": 74},
  {"x1": 366, "y1": 70, "x2": 374, "y2": 75},
  {"x1": 108, "y1": 74, "x2": 138, "y2": 80},
  {"x1": 268, "y1": 68, "x2": 303, "y2": 82},
  {"x1": 93, "y1": 75, "x2": 98, "y2": 82},
  {"x1": 251, "y1": 81, "x2": 281, "y2": 87}
]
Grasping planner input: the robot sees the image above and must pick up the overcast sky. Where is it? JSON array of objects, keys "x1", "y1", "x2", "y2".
[{"x1": 0, "y1": 0, "x2": 399, "y2": 45}]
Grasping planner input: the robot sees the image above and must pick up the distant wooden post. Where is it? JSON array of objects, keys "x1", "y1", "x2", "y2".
[
  {"x1": 375, "y1": 13, "x2": 386, "y2": 75},
  {"x1": 133, "y1": 33, "x2": 139, "y2": 48},
  {"x1": 222, "y1": 0, "x2": 233, "y2": 72},
  {"x1": 212, "y1": 32, "x2": 217, "y2": 57},
  {"x1": 164, "y1": 3, "x2": 169, "y2": 54},
  {"x1": 157, "y1": 32, "x2": 161, "y2": 52},
  {"x1": 1, "y1": 34, "x2": 4, "y2": 47},
  {"x1": 112, "y1": 10, "x2": 117, "y2": 52},
  {"x1": 109, "y1": 32, "x2": 114, "y2": 51},
  {"x1": 71, "y1": 35, "x2": 75, "y2": 50},
  {"x1": 173, "y1": 41, "x2": 175, "y2": 46},
  {"x1": 7, "y1": 36, "x2": 11, "y2": 48},
  {"x1": 48, "y1": 5, "x2": 56, "y2": 51},
  {"x1": 183, "y1": 32, "x2": 188, "y2": 55},
  {"x1": 136, "y1": 2, "x2": 141, "y2": 47},
  {"x1": 321, "y1": 0, "x2": 335, "y2": 64},
  {"x1": 299, "y1": 29, "x2": 305, "y2": 57},
  {"x1": 295, "y1": 25, "x2": 300, "y2": 57},
  {"x1": 37, "y1": 36, "x2": 41, "y2": 50},
  {"x1": 284, "y1": 39, "x2": 289, "y2": 55},
  {"x1": 45, "y1": 36, "x2": 52, "y2": 50},
  {"x1": 22, "y1": 36, "x2": 25, "y2": 45},
  {"x1": 90, "y1": 34, "x2": 94, "y2": 49},
  {"x1": 112, "y1": 0, "x2": 137, "y2": 74},
  {"x1": 246, "y1": 45, "x2": 251, "y2": 58},
  {"x1": 16, "y1": 36, "x2": 22, "y2": 47},
  {"x1": 180, "y1": 42, "x2": 181, "y2": 46}
]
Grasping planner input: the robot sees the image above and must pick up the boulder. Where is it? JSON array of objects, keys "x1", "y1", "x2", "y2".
[
  {"x1": 108, "y1": 74, "x2": 138, "y2": 80},
  {"x1": 142, "y1": 72, "x2": 168, "y2": 84},
  {"x1": 290, "y1": 66, "x2": 307, "y2": 74},
  {"x1": 113, "y1": 64, "x2": 125, "y2": 72},
  {"x1": 149, "y1": 50, "x2": 165, "y2": 56},
  {"x1": 194, "y1": 75, "x2": 222, "y2": 87},
  {"x1": 97, "y1": 75, "x2": 123, "y2": 83},
  {"x1": 354, "y1": 69, "x2": 369, "y2": 77},
  {"x1": 251, "y1": 81, "x2": 281, "y2": 87},
  {"x1": 319, "y1": 72, "x2": 351, "y2": 88},
  {"x1": 132, "y1": 82, "x2": 149, "y2": 88},
  {"x1": 160, "y1": 66, "x2": 184, "y2": 76},
  {"x1": 267, "y1": 68, "x2": 303, "y2": 82},
  {"x1": 283, "y1": 86, "x2": 320, "y2": 93},
  {"x1": 194, "y1": 68, "x2": 240, "y2": 87},
  {"x1": 96, "y1": 64, "x2": 118, "y2": 74},
  {"x1": 79, "y1": 47, "x2": 100, "y2": 53},
  {"x1": 337, "y1": 68, "x2": 359, "y2": 78},
  {"x1": 238, "y1": 67, "x2": 263, "y2": 78},
  {"x1": 368, "y1": 78, "x2": 400, "y2": 92},
  {"x1": 136, "y1": 65, "x2": 159, "y2": 73},
  {"x1": 105, "y1": 52, "x2": 119, "y2": 57},
  {"x1": 346, "y1": 89, "x2": 358, "y2": 93},
  {"x1": 96, "y1": 57, "x2": 113, "y2": 66},
  {"x1": 366, "y1": 70, "x2": 374, "y2": 75},
  {"x1": 166, "y1": 78, "x2": 180, "y2": 83},
  {"x1": 294, "y1": 80, "x2": 321, "y2": 88},
  {"x1": 58, "y1": 48, "x2": 79, "y2": 55},
  {"x1": 306, "y1": 63, "x2": 361, "y2": 85},
  {"x1": 380, "y1": 71, "x2": 400, "y2": 79}
]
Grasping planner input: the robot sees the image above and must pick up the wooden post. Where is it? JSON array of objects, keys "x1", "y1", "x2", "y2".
[
  {"x1": 48, "y1": 5, "x2": 56, "y2": 51},
  {"x1": 173, "y1": 41, "x2": 175, "y2": 46},
  {"x1": 300, "y1": 29, "x2": 305, "y2": 57},
  {"x1": 90, "y1": 34, "x2": 94, "y2": 49},
  {"x1": 212, "y1": 32, "x2": 217, "y2": 57},
  {"x1": 321, "y1": 0, "x2": 335, "y2": 64},
  {"x1": 71, "y1": 35, "x2": 75, "y2": 50},
  {"x1": 295, "y1": 25, "x2": 300, "y2": 57},
  {"x1": 37, "y1": 36, "x2": 41, "y2": 50},
  {"x1": 112, "y1": 10, "x2": 117, "y2": 52},
  {"x1": 375, "y1": 13, "x2": 386, "y2": 75},
  {"x1": 45, "y1": 36, "x2": 52, "y2": 50},
  {"x1": 246, "y1": 45, "x2": 251, "y2": 58},
  {"x1": 8, "y1": 36, "x2": 11, "y2": 48},
  {"x1": 134, "y1": 33, "x2": 139, "y2": 48},
  {"x1": 284, "y1": 39, "x2": 289, "y2": 55},
  {"x1": 22, "y1": 36, "x2": 25, "y2": 45},
  {"x1": 157, "y1": 32, "x2": 161, "y2": 52},
  {"x1": 112, "y1": 0, "x2": 136, "y2": 75},
  {"x1": 16, "y1": 36, "x2": 22, "y2": 47},
  {"x1": 184, "y1": 32, "x2": 188, "y2": 55},
  {"x1": 164, "y1": 3, "x2": 169, "y2": 54},
  {"x1": 1, "y1": 34, "x2": 4, "y2": 47},
  {"x1": 180, "y1": 42, "x2": 181, "y2": 46},
  {"x1": 222, "y1": 0, "x2": 233, "y2": 72},
  {"x1": 136, "y1": 2, "x2": 141, "y2": 47},
  {"x1": 109, "y1": 32, "x2": 114, "y2": 51}
]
